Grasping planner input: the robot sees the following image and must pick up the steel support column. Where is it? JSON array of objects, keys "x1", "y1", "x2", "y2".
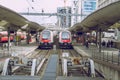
[
  {"x1": 98, "y1": 29, "x2": 102, "y2": 53},
  {"x1": 7, "y1": 27, "x2": 10, "y2": 52}
]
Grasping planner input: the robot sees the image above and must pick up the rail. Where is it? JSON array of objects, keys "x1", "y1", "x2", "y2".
[{"x1": 36, "y1": 58, "x2": 46, "y2": 74}]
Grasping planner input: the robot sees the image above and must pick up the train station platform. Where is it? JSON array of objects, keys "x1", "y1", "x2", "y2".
[
  {"x1": 57, "y1": 76, "x2": 104, "y2": 80},
  {"x1": 0, "y1": 75, "x2": 40, "y2": 80},
  {"x1": 0, "y1": 40, "x2": 38, "y2": 72},
  {"x1": 73, "y1": 43, "x2": 120, "y2": 73},
  {"x1": 73, "y1": 43, "x2": 119, "y2": 58}
]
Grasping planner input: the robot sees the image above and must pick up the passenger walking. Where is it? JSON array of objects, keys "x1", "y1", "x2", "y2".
[
  {"x1": 26, "y1": 34, "x2": 31, "y2": 44},
  {"x1": 107, "y1": 40, "x2": 110, "y2": 47},
  {"x1": 73, "y1": 34, "x2": 76, "y2": 41},
  {"x1": 85, "y1": 40, "x2": 89, "y2": 48},
  {"x1": 76, "y1": 36, "x2": 79, "y2": 43},
  {"x1": 118, "y1": 49, "x2": 120, "y2": 57},
  {"x1": 35, "y1": 34, "x2": 38, "y2": 43},
  {"x1": 102, "y1": 40, "x2": 106, "y2": 47},
  {"x1": 110, "y1": 40, "x2": 113, "y2": 48}
]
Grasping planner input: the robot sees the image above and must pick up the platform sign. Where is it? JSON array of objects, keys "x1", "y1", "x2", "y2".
[{"x1": 82, "y1": 0, "x2": 96, "y2": 14}]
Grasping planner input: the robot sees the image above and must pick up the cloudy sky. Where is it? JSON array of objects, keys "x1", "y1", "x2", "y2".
[
  {"x1": 0, "y1": 0, "x2": 71, "y2": 24},
  {"x1": 0, "y1": 0, "x2": 70, "y2": 24},
  {"x1": 0, "y1": 0, "x2": 71, "y2": 13}
]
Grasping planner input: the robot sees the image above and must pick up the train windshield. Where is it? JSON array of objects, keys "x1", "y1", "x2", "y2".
[
  {"x1": 62, "y1": 32, "x2": 70, "y2": 39},
  {"x1": 42, "y1": 31, "x2": 50, "y2": 39}
]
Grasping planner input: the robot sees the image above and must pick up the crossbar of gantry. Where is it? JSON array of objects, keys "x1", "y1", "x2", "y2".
[{"x1": 19, "y1": 13, "x2": 86, "y2": 16}]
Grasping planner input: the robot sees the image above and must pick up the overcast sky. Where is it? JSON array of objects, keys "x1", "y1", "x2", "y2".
[
  {"x1": 0, "y1": 0, "x2": 71, "y2": 13},
  {"x1": 0, "y1": 0, "x2": 71, "y2": 24}
]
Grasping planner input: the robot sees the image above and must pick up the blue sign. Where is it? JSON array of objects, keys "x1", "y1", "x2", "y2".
[{"x1": 83, "y1": 0, "x2": 96, "y2": 12}]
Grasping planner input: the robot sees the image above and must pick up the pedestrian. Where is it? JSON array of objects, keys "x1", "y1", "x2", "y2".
[
  {"x1": 26, "y1": 34, "x2": 31, "y2": 44},
  {"x1": 35, "y1": 34, "x2": 38, "y2": 43},
  {"x1": 107, "y1": 40, "x2": 110, "y2": 47},
  {"x1": 85, "y1": 40, "x2": 89, "y2": 48},
  {"x1": 118, "y1": 49, "x2": 120, "y2": 57},
  {"x1": 102, "y1": 40, "x2": 106, "y2": 47},
  {"x1": 110, "y1": 40, "x2": 113, "y2": 48}
]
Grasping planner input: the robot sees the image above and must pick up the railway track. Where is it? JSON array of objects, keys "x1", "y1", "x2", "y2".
[
  {"x1": 57, "y1": 49, "x2": 101, "y2": 77},
  {"x1": 66, "y1": 49, "x2": 87, "y2": 76},
  {"x1": 57, "y1": 49, "x2": 87, "y2": 76},
  {"x1": 0, "y1": 48, "x2": 104, "y2": 79},
  {"x1": 57, "y1": 49, "x2": 63, "y2": 76},
  {"x1": 8, "y1": 49, "x2": 52, "y2": 76},
  {"x1": 37, "y1": 49, "x2": 53, "y2": 76}
]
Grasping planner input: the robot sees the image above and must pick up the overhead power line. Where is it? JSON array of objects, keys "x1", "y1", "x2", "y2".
[{"x1": 26, "y1": 0, "x2": 37, "y2": 12}]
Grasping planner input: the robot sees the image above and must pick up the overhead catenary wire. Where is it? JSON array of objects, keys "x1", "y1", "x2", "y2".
[{"x1": 26, "y1": 0, "x2": 37, "y2": 13}]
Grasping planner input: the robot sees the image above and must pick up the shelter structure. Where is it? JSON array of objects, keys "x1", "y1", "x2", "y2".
[{"x1": 69, "y1": 1, "x2": 120, "y2": 52}]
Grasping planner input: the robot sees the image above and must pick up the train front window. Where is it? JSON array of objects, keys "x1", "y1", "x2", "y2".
[
  {"x1": 62, "y1": 32, "x2": 70, "y2": 39},
  {"x1": 42, "y1": 31, "x2": 50, "y2": 39}
]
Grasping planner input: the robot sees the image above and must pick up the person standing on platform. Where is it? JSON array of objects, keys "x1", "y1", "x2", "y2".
[
  {"x1": 35, "y1": 34, "x2": 38, "y2": 43},
  {"x1": 85, "y1": 40, "x2": 89, "y2": 48},
  {"x1": 110, "y1": 40, "x2": 113, "y2": 48},
  {"x1": 102, "y1": 40, "x2": 106, "y2": 47},
  {"x1": 26, "y1": 34, "x2": 31, "y2": 44},
  {"x1": 118, "y1": 49, "x2": 120, "y2": 57}
]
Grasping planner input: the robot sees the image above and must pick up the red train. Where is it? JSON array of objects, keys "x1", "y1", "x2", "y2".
[
  {"x1": 0, "y1": 31, "x2": 26, "y2": 43},
  {"x1": 0, "y1": 31, "x2": 13, "y2": 42}
]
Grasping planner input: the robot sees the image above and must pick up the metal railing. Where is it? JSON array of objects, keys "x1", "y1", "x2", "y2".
[{"x1": 91, "y1": 49, "x2": 120, "y2": 66}]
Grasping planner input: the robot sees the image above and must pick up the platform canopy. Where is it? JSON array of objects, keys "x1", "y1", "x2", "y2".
[
  {"x1": 69, "y1": 1, "x2": 120, "y2": 32},
  {"x1": 26, "y1": 21, "x2": 45, "y2": 31},
  {"x1": 0, "y1": 5, "x2": 45, "y2": 32},
  {"x1": 0, "y1": 5, "x2": 29, "y2": 30}
]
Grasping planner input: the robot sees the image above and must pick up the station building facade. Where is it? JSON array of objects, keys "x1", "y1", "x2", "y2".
[
  {"x1": 57, "y1": 7, "x2": 72, "y2": 28},
  {"x1": 71, "y1": 0, "x2": 97, "y2": 26}
]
